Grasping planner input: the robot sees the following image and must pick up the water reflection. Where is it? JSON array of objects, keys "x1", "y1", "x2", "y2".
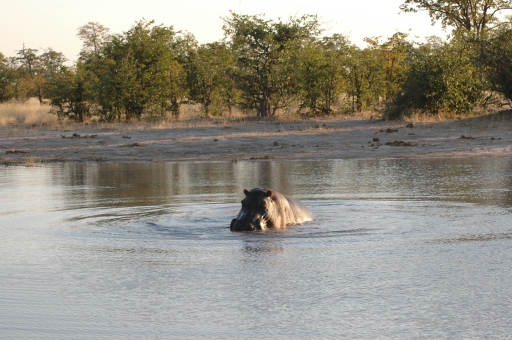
[{"x1": 46, "y1": 158, "x2": 512, "y2": 214}]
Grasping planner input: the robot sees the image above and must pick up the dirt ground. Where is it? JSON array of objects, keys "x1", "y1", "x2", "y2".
[{"x1": 1, "y1": 112, "x2": 512, "y2": 165}]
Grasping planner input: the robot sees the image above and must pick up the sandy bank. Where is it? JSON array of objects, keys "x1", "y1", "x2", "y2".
[{"x1": 1, "y1": 113, "x2": 512, "y2": 165}]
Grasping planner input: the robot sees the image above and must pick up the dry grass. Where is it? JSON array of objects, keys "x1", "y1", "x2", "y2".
[
  {"x1": 404, "y1": 111, "x2": 471, "y2": 123},
  {"x1": 3, "y1": 98, "x2": 508, "y2": 134},
  {"x1": 401, "y1": 105, "x2": 509, "y2": 124},
  {"x1": 0, "y1": 99, "x2": 60, "y2": 127},
  {"x1": 0, "y1": 98, "x2": 368, "y2": 130}
]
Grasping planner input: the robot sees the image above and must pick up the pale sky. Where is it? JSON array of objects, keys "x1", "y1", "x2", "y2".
[{"x1": 0, "y1": 0, "x2": 446, "y2": 63}]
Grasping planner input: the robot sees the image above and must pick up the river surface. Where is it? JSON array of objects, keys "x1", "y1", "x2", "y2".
[{"x1": 1, "y1": 158, "x2": 512, "y2": 339}]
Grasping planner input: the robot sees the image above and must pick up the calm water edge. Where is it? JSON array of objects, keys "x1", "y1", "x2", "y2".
[{"x1": 1, "y1": 158, "x2": 512, "y2": 339}]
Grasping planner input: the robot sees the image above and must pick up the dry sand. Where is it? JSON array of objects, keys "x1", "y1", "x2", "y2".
[{"x1": 1, "y1": 113, "x2": 512, "y2": 165}]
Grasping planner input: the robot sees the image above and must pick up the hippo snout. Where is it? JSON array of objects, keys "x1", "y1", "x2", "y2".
[{"x1": 230, "y1": 218, "x2": 260, "y2": 232}]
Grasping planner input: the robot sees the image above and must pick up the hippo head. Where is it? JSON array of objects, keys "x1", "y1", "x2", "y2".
[{"x1": 230, "y1": 188, "x2": 273, "y2": 232}]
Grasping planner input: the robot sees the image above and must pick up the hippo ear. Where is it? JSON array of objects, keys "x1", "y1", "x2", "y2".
[
  {"x1": 265, "y1": 190, "x2": 273, "y2": 197},
  {"x1": 244, "y1": 189, "x2": 249, "y2": 196}
]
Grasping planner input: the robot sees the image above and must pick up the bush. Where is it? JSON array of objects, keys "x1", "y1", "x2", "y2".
[
  {"x1": 387, "y1": 36, "x2": 483, "y2": 119},
  {"x1": 484, "y1": 28, "x2": 512, "y2": 103}
]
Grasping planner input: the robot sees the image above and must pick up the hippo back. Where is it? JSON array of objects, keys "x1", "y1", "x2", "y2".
[{"x1": 270, "y1": 190, "x2": 314, "y2": 226}]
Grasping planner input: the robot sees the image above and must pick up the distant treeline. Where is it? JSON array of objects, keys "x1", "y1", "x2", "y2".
[{"x1": 1, "y1": 2, "x2": 512, "y2": 121}]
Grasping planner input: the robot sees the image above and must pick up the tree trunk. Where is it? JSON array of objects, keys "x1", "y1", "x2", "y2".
[
  {"x1": 204, "y1": 99, "x2": 211, "y2": 117},
  {"x1": 227, "y1": 97, "x2": 232, "y2": 116},
  {"x1": 171, "y1": 98, "x2": 180, "y2": 118},
  {"x1": 37, "y1": 88, "x2": 43, "y2": 104},
  {"x1": 258, "y1": 98, "x2": 268, "y2": 117},
  {"x1": 272, "y1": 104, "x2": 278, "y2": 116}
]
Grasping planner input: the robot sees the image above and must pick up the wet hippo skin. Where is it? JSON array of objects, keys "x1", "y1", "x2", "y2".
[{"x1": 230, "y1": 188, "x2": 313, "y2": 231}]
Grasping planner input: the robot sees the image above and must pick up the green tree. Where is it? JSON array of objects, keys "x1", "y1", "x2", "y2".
[
  {"x1": 345, "y1": 42, "x2": 387, "y2": 112},
  {"x1": 379, "y1": 32, "x2": 413, "y2": 102},
  {"x1": 0, "y1": 53, "x2": 17, "y2": 102},
  {"x1": 400, "y1": 0, "x2": 512, "y2": 38},
  {"x1": 14, "y1": 45, "x2": 44, "y2": 103},
  {"x1": 11, "y1": 45, "x2": 66, "y2": 104},
  {"x1": 80, "y1": 20, "x2": 184, "y2": 121},
  {"x1": 223, "y1": 12, "x2": 322, "y2": 116},
  {"x1": 46, "y1": 63, "x2": 90, "y2": 122},
  {"x1": 39, "y1": 48, "x2": 67, "y2": 102},
  {"x1": 388, "y1": 36, "x2": 483, "y2": 117},
  {"x1": 186, "y1": 42, "x2": 236, "y2": 116},
  {"x1": 295, "y1": 34, "x2": 350, "y2": 115},
  {"x1": 484, "y1": 27, "x2": 512, "y2": 102},
  {"x1": 344, "y1": 33, "x2": 412, "y2": 113},
  {"x1": 77, "y1": 22, "x2": 111, "y2": 55},
  {"x1": 400, "y1": 0, "x2": 512, "y2": 86},
  {"x1": 168, "y1": 32, "x2": 196, "y2": 118}
]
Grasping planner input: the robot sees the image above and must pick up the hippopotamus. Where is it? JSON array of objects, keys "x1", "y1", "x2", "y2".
[{"x1": 230, "y1": 188, "x2": 313, "y2": 231}]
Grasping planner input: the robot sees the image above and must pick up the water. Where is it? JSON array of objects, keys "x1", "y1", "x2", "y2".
[{"x1": 1, "y1": 159, "x2": 512, "y2": 339}]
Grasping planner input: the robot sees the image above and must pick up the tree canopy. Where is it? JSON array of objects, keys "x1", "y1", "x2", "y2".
[
  {"x1": 400, "y1": 0, "x2": 512, "y2": 37},
  {"x1": 223, "y1": 12, "x2": 322, "y2": 116},
  {"x1": 3, "y1": 7, "x2": 512, "y2": 120}
]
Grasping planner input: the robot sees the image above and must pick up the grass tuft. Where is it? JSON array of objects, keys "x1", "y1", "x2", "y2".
[{"x1": 0, "y1": 99, "x2": 59, "y2": 127}]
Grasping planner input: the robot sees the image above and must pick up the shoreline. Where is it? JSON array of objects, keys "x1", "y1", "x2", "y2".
[{"x1": 1, "y1": 114, "x2": 512, "y2": 165}]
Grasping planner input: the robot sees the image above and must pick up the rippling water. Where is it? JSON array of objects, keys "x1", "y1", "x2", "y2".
[{"x1": 1, "y1": 159, "x2": 512, "y2": 339}]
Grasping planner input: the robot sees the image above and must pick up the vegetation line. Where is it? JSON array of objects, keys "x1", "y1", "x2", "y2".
[{"x1": 1, "y1": 1, "x2": 512, "y2": 124}]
